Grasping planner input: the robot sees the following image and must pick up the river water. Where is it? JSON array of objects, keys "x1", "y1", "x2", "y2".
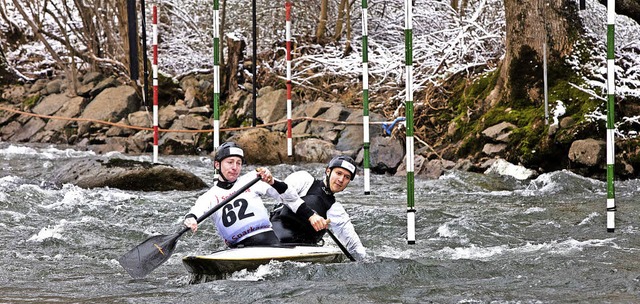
[{"x1": 1, "y1": 142, "x2": 640, "y2": 303}]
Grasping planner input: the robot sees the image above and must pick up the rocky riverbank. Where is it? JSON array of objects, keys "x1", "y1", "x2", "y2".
[{"x1": 0, "y1": 70, "x2": 635, "y2": 184}]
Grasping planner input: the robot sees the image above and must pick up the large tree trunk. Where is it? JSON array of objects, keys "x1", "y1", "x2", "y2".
[{"x1": 492, "y1": 0, "x2": 583, "y2": 107}]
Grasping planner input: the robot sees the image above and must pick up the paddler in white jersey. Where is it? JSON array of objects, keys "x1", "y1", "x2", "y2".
[
  {"x1": 183, "y1": 142, "x2": 291, "y2": 247},
  {"x1": 270, "y1": 155, "x2": 367, "y2": 260}
]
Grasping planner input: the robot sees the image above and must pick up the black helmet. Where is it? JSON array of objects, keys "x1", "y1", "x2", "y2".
[
  {"x1": 214, "y1": 142, "x2": 245, "y2": 163},
  {"x1": 327, "y1": 155, "x2": 357, "y2": 180}
]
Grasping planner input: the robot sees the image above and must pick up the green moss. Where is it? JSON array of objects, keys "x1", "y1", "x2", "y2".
[
  {"x1": 23, "y1": 94, "x2": 40, "y2": 110},
  {"x1": 104, "y1": 158, "x2": 154, "y2": 169}
]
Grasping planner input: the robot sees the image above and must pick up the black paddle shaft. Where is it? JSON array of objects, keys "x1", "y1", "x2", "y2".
[
  {"x1": 118, "y1": 175, "x2": 262, "y2": 279},
  {"x1": 326, "y1": 228, "x2": 356, "y2": 262}
]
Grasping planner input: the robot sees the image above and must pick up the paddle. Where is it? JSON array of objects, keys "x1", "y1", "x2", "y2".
[
  {"x1": 326, "y1": 227, "x2": 356, "y2": 262},
  {"x1": 118, "y1": 175, "x2": 262, "y2": 279}
]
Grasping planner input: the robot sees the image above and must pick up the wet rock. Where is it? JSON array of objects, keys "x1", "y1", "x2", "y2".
[{"x1": 53, "y1": 157, "x2": 207, "y2": 191}]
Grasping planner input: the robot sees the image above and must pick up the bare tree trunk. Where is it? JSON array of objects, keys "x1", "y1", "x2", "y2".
[
  {"x1": 451, "y1": 0, "x2": 459, "y2": 12},
  {"x1": 491, "y1": 0, "x2": 581, "y2": 107},
  {"x1": 342, "y1": 0, "x2": 353, "y2": 57},
  {"x1": 225, "y1": 36, "x2": 245, "y2": 97},
  {"x1": 315, "y1": 0, "x2": 328, "y2": 43},
  {"x1": 333, "y1": 0, "x2": 347, "y2": 42},
  {"x1": 460, "y1": 0, "x2": 468, "y2": 17}
]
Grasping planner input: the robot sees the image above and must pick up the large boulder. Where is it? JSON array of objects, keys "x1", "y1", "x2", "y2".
[
  {"x1": 52, "y1": 157, "x2": 207, "y2": 191},
  {"x1": 482, "y1": 122, "x2": 517, "y2": 143},
  {"x1": 294, "y1": 138, "x2": 337, "y2": 163},
  {"x1": 10, "y1": 117, "x2": 46, "y2": 142},
  {"x1": 226, "y1": 128, "x2": 290, "y2": 165},
  {"x1": 44, "y1": 96, "x2": 88, "y2": 132},
  {"x1": 32, "y1": 93, "x2": 69, "y2": 116},
  {"x1": 77, "y1": 86, "x2": 139, "y2": 137},
  {"x1": 568, "y1": 139, "x2": 606, "y2": 167},
  {"x1": 367, "y1": 135, "x2": 404, "y2": 173},
  {"x1": 255, "y1": 87, "x2": 287, "y2": 124}
]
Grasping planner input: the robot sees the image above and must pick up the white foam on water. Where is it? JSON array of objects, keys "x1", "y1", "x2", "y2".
[
  {"x1": 376, "y1": 245, "x2": 422, "y2": 259},
  {"x1": 40, "y1": 184, "x2": 85, "y2": 210},
  {"x1": 0, "y1": 210, "x2": 26, "y2": 221},
  {"x1": 578, "y1": 212, "x2": 599, "y2": 226},
  {"x1": 0, "y1": 145, "x2": 39, "y2": 156},
  {"x1": 28, "y1": 219, "x2": 67, "y2": 242},
  {"x1": 0, "y1": 175, "x2": 22, "y2": 186},
  {"x1": 41, "y1": 146, "x2": 95, "y2": 159},
  {"x1": 0, "y1": 144, "x2": 95, "y2": 160},
  {"x1": 433, "y1": 237, "x2": 620, "y2": 261},
  {"x1": 519, "y1": 170, "x2": 604, "y2": 197},
  {"x1": 523, "y1": 207, "x2": 546, "y2": 214},
  {"x1": 435, "y1": 222, "x2": 459, "y2": 238},
  {"x1": 228, "y1": 261, "x2": 286, "y2": 281}
]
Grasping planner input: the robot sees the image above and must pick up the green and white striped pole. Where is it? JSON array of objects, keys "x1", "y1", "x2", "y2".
[
  {"x1": 605, "y1": 0, "x2": 616, "y2": 233},
  {"x1": 404, "y1": 0, "x2": 415, "y2": 244},
  {"x1": 362, "y1": 0, "x2": 371, "y2": 195},
  {"x1": 213, "y1": 0, "x2": 221, "y2": 150}
]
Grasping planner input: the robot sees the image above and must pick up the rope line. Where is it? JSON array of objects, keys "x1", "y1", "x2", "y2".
[{"x1": 0, "y1": 105, "x2": 389, "y2": 133}]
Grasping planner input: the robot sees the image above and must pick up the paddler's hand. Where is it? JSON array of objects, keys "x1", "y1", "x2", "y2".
[
  {"x1": 256, "y1": 167, "x2": 274, "y2": 185},
  {"x1": 184, "y1": 217, "x2": 198, "y2": 233},
  {"x1": 308, "y1": 213, "x2": 329, "y2": 231}
]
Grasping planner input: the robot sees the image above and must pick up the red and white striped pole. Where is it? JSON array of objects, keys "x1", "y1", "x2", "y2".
[
  {"x1": 152, "y1": 5, "x2": 159, "y2": 163},
  {"x1": 285, "y1": 1, "x2": 293, "y2": 156}
]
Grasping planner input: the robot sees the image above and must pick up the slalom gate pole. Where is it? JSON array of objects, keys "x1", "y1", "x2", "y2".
[
  {"x1": 606, "y1": 0, "x2": 616, "y2": 233},
  {"x1": 213, "y1": 0, "x2": 221, "y2": 149},
  {"x1": 286, "y1": 1, "x2": 293, "y2": 157},
  {"x1": 404, "y1": 0, "x2": 415, "y2": 244},
  {"x1": 362, "y1": 0, "x2": 371, "y2": 195},
  {"x1": 152, "y1": 5, "x2": 159, "y2": 163}
]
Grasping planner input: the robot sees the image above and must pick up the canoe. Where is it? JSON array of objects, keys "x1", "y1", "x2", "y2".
[{"x1": 182, "y1": 245, "x2": 346, "y2": 282}]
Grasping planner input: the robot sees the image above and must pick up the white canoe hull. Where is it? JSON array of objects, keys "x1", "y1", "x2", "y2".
[{"x1": 182, "y1": 245, "x2": 346, "y2": 280}]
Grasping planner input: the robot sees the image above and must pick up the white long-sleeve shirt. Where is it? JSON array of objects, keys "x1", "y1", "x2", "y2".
[
  {"x1": 274, "y1": 171, "x2": 366, "y2": 260},
  {"x1": 186, "y1": 172, "x2": 281, "y2": 246}
]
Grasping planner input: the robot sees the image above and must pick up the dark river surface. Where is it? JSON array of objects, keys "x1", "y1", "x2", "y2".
[{"x1": 1, "y1": 143, "x2": 640, "y2": 303}]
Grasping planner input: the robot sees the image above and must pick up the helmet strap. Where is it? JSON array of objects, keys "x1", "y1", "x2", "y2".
[{"x1": 323, "y1": 169, "x2": 334, "y2": 195}]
